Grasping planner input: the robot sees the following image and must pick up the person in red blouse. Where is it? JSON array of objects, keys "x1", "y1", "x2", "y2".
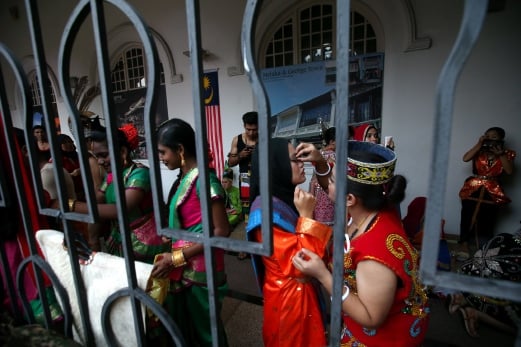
[{"x1": 292, "y1": 141, "x2": 430, "y2": 347}]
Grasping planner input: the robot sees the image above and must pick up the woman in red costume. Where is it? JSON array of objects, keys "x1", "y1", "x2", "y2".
[
  {"x1": 353, "y1": 123, "x2": 379, "y2": 143},
  {"x1": 456, "y1": 127, "x2": 515, "y2": 260},
  {"x1": 353, "y1": 123, "x2": 395, "y2": 150},
  {"x1": 0, "y1": 118, "x2": 60, "y2": 321},
  {"x1": 292, "y1": 141, "x2": 429, "y2": 347},
  {"x1": 246, "y1": 138, "x2": 332, "y2": 347}
]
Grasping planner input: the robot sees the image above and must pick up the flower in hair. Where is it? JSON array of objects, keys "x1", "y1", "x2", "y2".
[{"x1": 119, "y1": 123, "x2": 139, "y2": 150}]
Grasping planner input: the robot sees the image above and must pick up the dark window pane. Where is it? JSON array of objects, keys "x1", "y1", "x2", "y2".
[
  {"x1": 354, "y1": 25, "x2": 364, "y2": 39},
  {"x1": 323, "y1": 5, "x2": 332, "y2": 16},
  {"x1": 274, "y1": 40, "x2": 283, "y2": 52},
  {"x1": 354, "y1": 41, "x2": 364, "y2": 54},
  {"x1": 323, "y1": 32, "x2": 332, "y2": 45},
  {"x1": 367, "y1": 24, "x2": 375, "y2": 38},
  {"x1": 266, "y1": 42, "x2": 273, "y2": 54},
  {"x1": 274, "y1": 54, "x2": 283, "y2": 66},
  {"x1": 323, "y1": 16, "x2": 332, "y2": 31},
  {"x1": 312, "y1": 18, "x2": 321, "y2": 32},
  {"x1": 301, "y1": 35, "x2": 310, "y2": 49},
  {"x1": 312, "y1": 33, "x2": 321, "y2": 47},
  {"x1": 284, "y1": 38, "x2": 293, "y2": 51},
  {"x1": 301, "y1": 8, "x2": 310, "y2": 20},
  {"x1": 366, "y1": 39, "x2": 377, "y2": 53},
  {"x1": 285, "y1": 53, "x2": 293, "y2": 64},
  {"x1": 283, "y1": 22, "x2": 293, "y2": 37},
  {"x1": 301, "y1": 20, "x2": 309, "y2": 35},
  {"x1": 311, "y1": 5, "x2": 321, "y2": 18},
  {"x1": 354, "y1": 11, "x2": 364, "y2": 24}
]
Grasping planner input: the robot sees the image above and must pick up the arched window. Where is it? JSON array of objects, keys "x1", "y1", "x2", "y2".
[
  {"x1": 111, "y1": 46, "x2": 165, "y2": 93},
  {"x1": 110, "y1": 45, "x2": 167, "y2": 159},
  {"x1": 262, "y1": 4, "x2": 379, "y2": 68},
  {"x1": 29, "y1": 73, "x2": 57, "y2": 106},
  {"x1": 29, "y1": 72, "x2": 60, "y2": 131}
]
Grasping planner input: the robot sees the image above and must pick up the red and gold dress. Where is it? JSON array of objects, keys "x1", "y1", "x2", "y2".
[
  {"x1": 459, "y1": 149, "x2": 516, "y2": 204},
  {"x1": 340, "y1": 209, "x2": 430, "y2": 347}
]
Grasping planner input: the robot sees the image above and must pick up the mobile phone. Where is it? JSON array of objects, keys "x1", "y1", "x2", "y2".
[{"x1": 384, "y1": 136, "x2": 393, "y2": 147}]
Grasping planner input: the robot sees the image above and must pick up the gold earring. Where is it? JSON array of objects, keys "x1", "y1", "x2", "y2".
[{"x1": 181, "y1": 153, "x2": 186, "y2": 167}]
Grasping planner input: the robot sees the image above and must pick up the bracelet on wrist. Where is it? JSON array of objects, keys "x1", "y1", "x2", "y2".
[
  {"x1": 171, "y1": 249, "x2": 187, "y2": 267},
  {"x1": 331, "y1": 284, "x2": 350, "y2": 302},
  {"x1": 314, "y1": 164, "x2": 332, "y2": 177},
  {"x1": 68, "y1": 199, "x2": 76, "y2": 212}
]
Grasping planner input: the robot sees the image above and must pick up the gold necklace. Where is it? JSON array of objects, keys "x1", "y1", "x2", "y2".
[{"x1": 349, "y1": 212, "x2": 374, "y2": 240}]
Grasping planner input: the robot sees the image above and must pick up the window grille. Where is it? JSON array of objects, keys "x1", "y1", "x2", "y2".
[
  {"x1": 263, "y1": 4, "x2": 378, "y2": 68},
  {"x1": 29, "y1": 73, "x2": 57, "y2": 106},
  {"x1": 111, "y1": 47, "x2": 165, "y2": 93}
]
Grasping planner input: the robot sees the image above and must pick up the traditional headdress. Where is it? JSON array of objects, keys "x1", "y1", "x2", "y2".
[
  {"x1": 347, "y1": 141, "x2": 396, "y2": 185},
  {"x1": 119, "y1": 123, "x2": 139, "y2": 150}
]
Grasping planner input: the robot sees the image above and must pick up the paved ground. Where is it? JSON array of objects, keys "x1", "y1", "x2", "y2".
[{"x1": 220, "y1": 222, "x2": 519, "y2": 347}]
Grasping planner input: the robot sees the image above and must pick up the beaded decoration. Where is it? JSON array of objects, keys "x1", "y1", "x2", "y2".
[{"x1": 347, "y1": 141, "x2": 397, "y2": 185}]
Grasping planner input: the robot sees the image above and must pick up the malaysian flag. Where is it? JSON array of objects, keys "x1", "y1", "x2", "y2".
[{"x1": 203, "y1": 70, "x2": 224, "y2": 178}]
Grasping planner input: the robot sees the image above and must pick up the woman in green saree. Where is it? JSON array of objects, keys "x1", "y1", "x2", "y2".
[
  {"x1": 70, "y1": 124, "x2": 170, "y2": 263},
  {"x1": 151, "y1": 118, "x2": 230, "y2": 346}
]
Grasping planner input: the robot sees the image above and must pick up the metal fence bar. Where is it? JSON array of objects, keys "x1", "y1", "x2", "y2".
[
  {"x1": 242, "y1": 0, "x2": 275, "y2": 259},
  {"x1": 327, "y1": 1, "x2": 352, "y2": 345},
  {"x1": 184, "y1": 1, "x2": 223, "y2": 346}
]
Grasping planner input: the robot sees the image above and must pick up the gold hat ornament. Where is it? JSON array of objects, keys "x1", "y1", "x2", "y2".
[{"x1": 347, "y1": 141, "x2": 396, "y2": 185}]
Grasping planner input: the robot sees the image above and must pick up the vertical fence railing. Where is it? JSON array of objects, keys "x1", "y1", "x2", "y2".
[{"x1": 1, "y1": 0, "x2": 520, "y2": 346}]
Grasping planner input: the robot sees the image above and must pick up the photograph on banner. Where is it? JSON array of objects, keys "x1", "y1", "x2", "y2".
[
  {"x1": 260, "y1": 53, "x2": 384, "y2": 143},
  {"x1": 113, "y1": 85, "x2": 168, "y2": 159}
]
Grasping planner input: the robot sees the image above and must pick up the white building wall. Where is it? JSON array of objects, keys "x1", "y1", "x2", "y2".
[{"x1": 0, "y1": 0, "x2": 519, "y2": 235}]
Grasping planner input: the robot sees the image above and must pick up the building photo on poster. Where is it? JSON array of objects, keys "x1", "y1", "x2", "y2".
[{"x1": 261, "y1": 53, "x2": 384, "y2": 144}]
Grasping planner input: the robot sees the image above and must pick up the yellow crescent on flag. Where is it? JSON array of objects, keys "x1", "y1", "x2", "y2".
[{"x1": 203, "y1": 76, "x2": 213, "y2": 104}]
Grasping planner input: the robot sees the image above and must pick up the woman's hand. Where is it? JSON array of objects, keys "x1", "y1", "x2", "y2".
[
  {"x1": 295, "y1": 142, "x2": 324, "y2": 163},
  {"x1": 151, "y1": 252, "x2": 174, "y2": 278},
  {"x1": 292, "y1": 248, "x2": 329, "y2": 281},
  {"x1": 294, "y1": 187, "x2": 316, "y2": 218},
  {"x1": 490, "y1": 144, "x2": 505, "y2": 157}
]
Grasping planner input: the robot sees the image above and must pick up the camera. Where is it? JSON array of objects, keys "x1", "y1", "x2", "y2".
[{"x1": 481, "y1": 139, "x2": 503, "y2": 150}]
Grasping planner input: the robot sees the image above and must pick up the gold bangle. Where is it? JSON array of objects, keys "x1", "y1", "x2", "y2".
[
  {"x1": 171, "y1": 249, "x2": 187, "y2": 267},
  {"x1": 68, "y1": 199, "x2": 76, "y2": 212}
]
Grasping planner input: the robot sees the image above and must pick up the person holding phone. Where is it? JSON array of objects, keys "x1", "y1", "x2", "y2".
[
  {"x1": 456, "y1": 127, "x2": 516, "y2": 260},
  {"x1": 227, "y1": 111, "x2": 258, "y2": 259}
]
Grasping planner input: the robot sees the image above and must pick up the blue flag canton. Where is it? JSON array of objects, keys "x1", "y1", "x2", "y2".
[{"x1": 203, "y1": 71, "x2": 220, "y2": 106}]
